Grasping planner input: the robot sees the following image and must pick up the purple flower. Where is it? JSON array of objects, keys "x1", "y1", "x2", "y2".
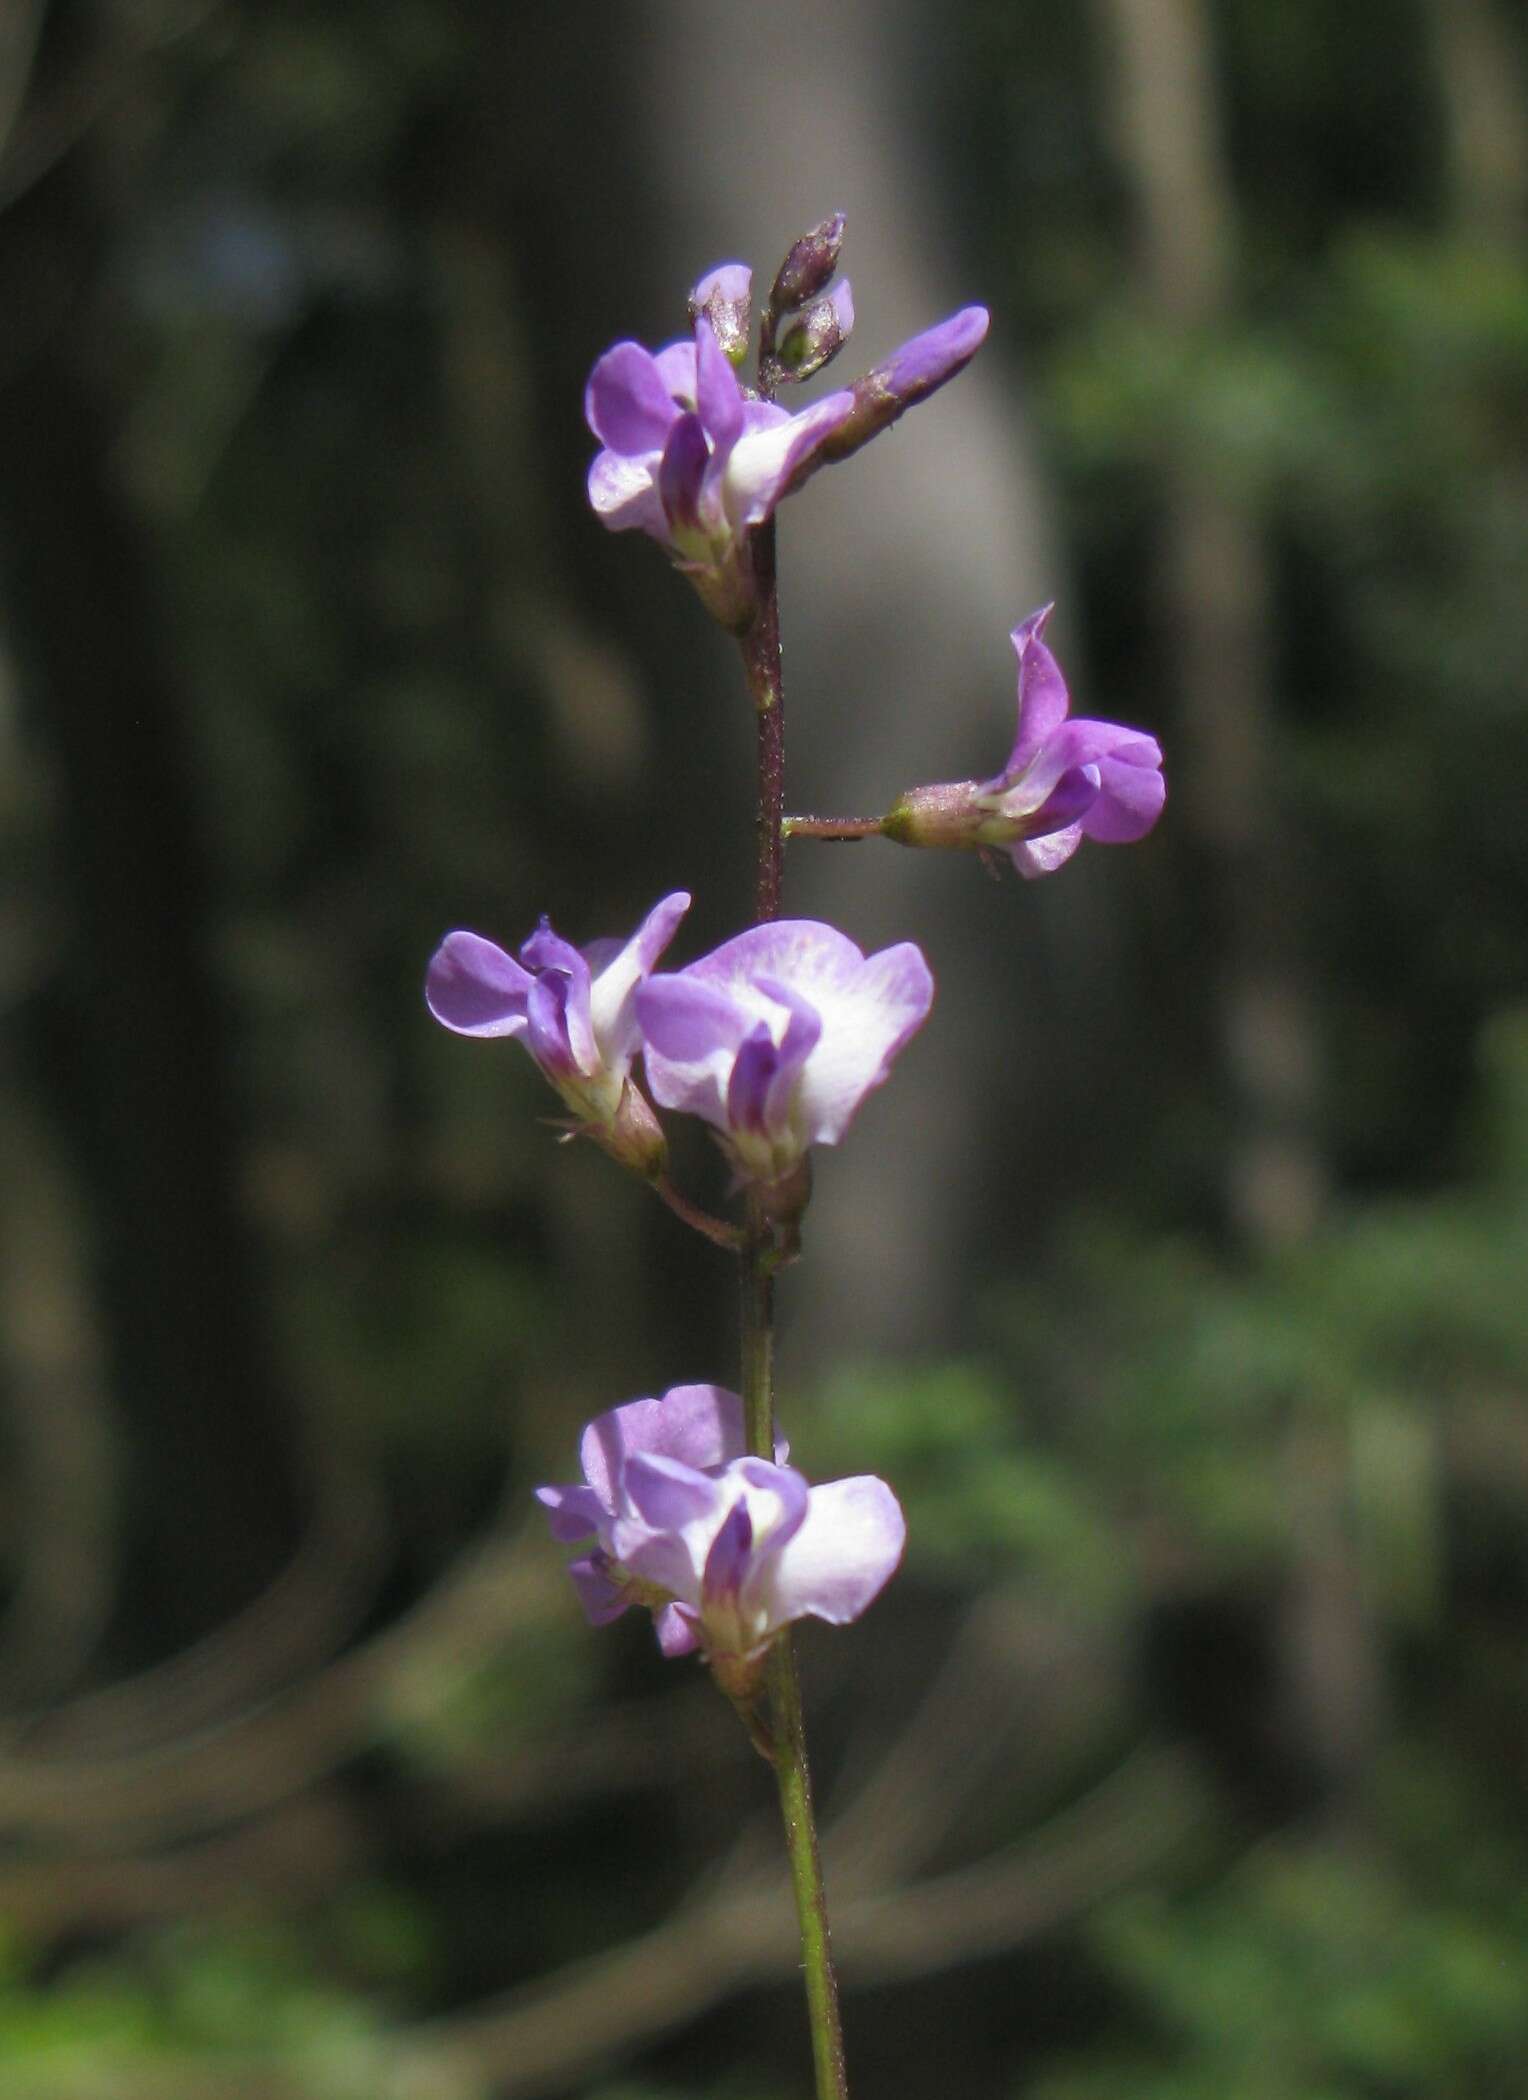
[
  {"x1": 537, "y1": 1384, "x2": 905, "y2": 1677},
  {"x1": 585, "y1": 293, "x2": 856, "y2": 629},
  {"x1": 425, "y1": 892, "x2": 689, "y2": 1173},
  {"x1": 635, "y1": 921, "x2": 934, "y2": 1187},
  {"x1": 585, "y1": 235, "x2": 991, "y2": 628},
  {"x1": 884, "y1": 605, "x2": 1166, "y2": 877}
]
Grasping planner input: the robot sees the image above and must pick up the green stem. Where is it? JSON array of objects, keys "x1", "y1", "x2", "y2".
[
  {"x1": 734, "y1": 511, "x2": 850, "y2": 2100},
  {"x1": 782, "y1": 813, "x2": 887, "y2": 843},
  {"x1": 766, "y1": 1635, "x2": 849, "y2": 2100},
  {"x1": 740, "y1": 1210, "x2": 847, "y2": 2100}
]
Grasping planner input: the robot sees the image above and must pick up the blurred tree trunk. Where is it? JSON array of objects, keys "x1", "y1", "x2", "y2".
[
  {"x1": 1427, "y1": 0, "x2": 1528, "y2": 238},
  {"x1": 637, "y1": 0, "x2": 1064, "y2": 1361},
  {"x1": 1096, "y1": 0, "x2": 1326, "y2": 1252},
  {"x1": 0, "y1": 14, "x2": 301, "y2": 1648}
]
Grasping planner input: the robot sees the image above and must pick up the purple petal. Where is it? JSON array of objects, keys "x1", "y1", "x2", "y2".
[
  {"x1": 682, "y1": 920, "x2": 870, "y2": 1001},
  {"x1": 792, "y1": 940, "x2": 935, "y2": 1148},
  {"x1": 658, "y1": 413, "x2": 709, "y2": 536},
  {"x1": 701, "y1": 1498, "x2": 754, "y2": 1615},
  {"x1": 727, "y1": 1021, "x2": 784, "y2": 1138},
  {"x1": 722, "y1": 389, "x2": 856, "y2": 526},
  {"x1": 585, "y1": 342, "x2": 682, "y2": 455},
  {"x1": 586, "y1": 448, "x2": 667, "y2": 538},
  {"x1": 1010, "y1": 825, "x2": 1084, "y2": 880},
  {"x1": 519, "y1": 920, "x2": 584, "y2": 978},
  {"x1": 1079, "y1": 739, "x2": 1167, "y2": 842},
  {"x1": 652, "y1": 341, "x2": 698, "y2": 406},
  {"x1": 1000, "y1": 605, "x2": 1070, "y2": 778},
  {"x1": 425, "y1": 931, "x2": 532, "y2": 1038},
  {"x1": 1004, "y1": 724, "x2": 1157, "y2": 835},
  {"x1": 568, "y1": 1553, "x2": 631, "y2": 1626},
  {"x1": 758, "y1": 1475, "x2": 906, "y2": 1629},
  {"x1": 734, "y1": 1456, "x2": 810, "y2": 1552},
  {"x1": 577, "y1": 1385, "x2": 748, "y2": 1505},
  {"x1": 655, "y1": 1602, "x2": 703, "y2": 1657},
  {"x1": 1021, "y1": 764, "x2": 1103, "y2": 838},
  {"x1": 524, "y1": 968, "x2": 594, "y2": 1082},
  {"x1": 751, "y1": 977, "x2": 824, "y2": 1134},
  {"x1": 873, "y1": 304, "x2": 990, "y2": 404},
  {"x1": 724, "y1": 990, "x2": 822, "y2": 1139},
  {"x1": 694, "y1": 313, "x2": 745, "y2": 454},
  {"x1": 535, "y1": 1482, "x2": 608, "y2": 1543},
  {"x1": 622, "y1": 1451, "x2": 724, "y2": 1532},
  {"x1": 585, "y1": 890, "x2": 690, "y2": 1066}
]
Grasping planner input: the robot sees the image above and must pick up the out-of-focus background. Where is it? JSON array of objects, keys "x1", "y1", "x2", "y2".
[{"x1": 2, "y1": 1, "x2": 1527, "y2": 2094}]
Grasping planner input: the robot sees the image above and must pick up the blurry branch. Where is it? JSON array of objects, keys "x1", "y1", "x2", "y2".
[
  {"x1": 823, "y1": 1591, "x2": 1124, "y2": 1892},
  {"x1": 68, "y1": 1734, "x2": 1204, "y2": 2100},
  {"x1": 0, "y1": 1513, "x2": 750, "y2": 1858},
  {"x1": 0, "y1": 1522, "x2": 548, "y2": 1846},
  {"x1": 388, "y1": 1743, "x2": 1209, "y2": 2100},
  {"x1": 8, "y1": 1443, "x2": 387, "y2": 1759}
]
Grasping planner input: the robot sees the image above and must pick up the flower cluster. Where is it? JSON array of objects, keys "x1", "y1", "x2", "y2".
[
  {"x1": 427, "y1": 216, "x2": 1167, "y2": 1715},
  {"x1": 585, "y1": 229, "x2": 989, "y2": 629},
  {"x1": 537, "y1": 1383, "x2": 905, "y2": 1697},
  {"x1": 427, "y1": 906, "x2": 932, "y2": 1202}
]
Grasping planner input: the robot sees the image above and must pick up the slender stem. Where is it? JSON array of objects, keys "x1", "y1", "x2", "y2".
[
  {"x1": 767, "y1": 1636, "x2": 849, "y2": 2100},
  {"x1": 783, "y1": 813, "x2": 886, "y2": 842},
  {"x1": 740, "y1": 1205, "x2": 847, "y2": 2100},
  {"x1": 740, "y1": 1201, "x2": 776, "y2": 1458},
  {"x1": 734, "y1": 513, "x2": 850, "y2": 2100},
  {"x1": 741, "y1": 520, "x2": 786, "y2": 923},
  {"x1": 652, "y1": 1172, "x2": 744, "y2": 1253}
]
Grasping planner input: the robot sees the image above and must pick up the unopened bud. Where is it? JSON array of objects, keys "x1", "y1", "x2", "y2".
[
  {"x1": 688, "y1": 263, "x2": 753, "y2": 367},
  {"x1": 818, "y1": 305, "x2": 990, "y2": 466},
  {"x1": 774, "y1": 282, "x2": 855, "y2": 381},
  {"x1": 768, "y1": 211, "x2": 847, "y2": 317}
]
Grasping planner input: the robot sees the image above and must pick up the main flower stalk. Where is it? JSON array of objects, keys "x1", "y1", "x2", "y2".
[{"x1": 738, "y1": 503, "x2": 849, "y2": 2100}]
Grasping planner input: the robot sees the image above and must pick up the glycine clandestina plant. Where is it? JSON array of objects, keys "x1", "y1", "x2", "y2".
[{"x1": 424, "y1": 212, "x2": 1165, "y2": 2100}]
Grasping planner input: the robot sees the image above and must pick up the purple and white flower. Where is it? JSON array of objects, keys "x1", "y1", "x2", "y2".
[
  {"x1": 585, "y1": 239, "x2": 991, "y2": 629},
  {"x1": 538, "y1": 1384, "x2": 906, "y2": 1675},
  {"x1": 635, "y1": 921, "x2": 934, "y2": 1187},
  {"x1": 885, "y1": 604, "x2": 1165, "y2": 877},
  {"x1": 585, "y1": 288, "x2": 855, "y2": 629},
  {"x1": 425, "y1": 892, "x2": 689, "y2": 1173}
]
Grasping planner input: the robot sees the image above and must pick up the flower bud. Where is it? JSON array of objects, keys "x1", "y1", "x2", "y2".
[
  {"x1": 688, "y1": 262, "x2": 753, "y2": 367},
  {"x1": 768, "y1": 211, "x2": 847, "y2": 317},
  {"x1": 817, "y1": 305, "x2": 990, "y2": 466},
  {"x1": 774, "y1": 282, "x2": 855, "y2": 382}
]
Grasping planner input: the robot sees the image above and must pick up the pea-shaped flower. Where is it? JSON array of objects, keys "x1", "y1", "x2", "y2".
[
  {"x1": 538, "y1": 1383, "x2": 905, "y2": 1692},
  {"x1": 634, "y1": 921, "x2": 934, "y2": 1189},
  {"x1": 885, "y1": 604, "x2": 1165, "y2": 877},
  {"x1": 586, "y1": 300, "x2": 855, "y2": 630},
  {"x1": 585, "y1": 248, "x2": 990, "y2": 632},
  {"x1": 425, "y1": 892, "x2": 689, "y2": 1175}
]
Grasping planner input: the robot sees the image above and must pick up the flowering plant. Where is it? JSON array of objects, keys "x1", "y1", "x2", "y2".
[{"x1": 426, "y1": 214, "x2": 1164, "y2": 2100}]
